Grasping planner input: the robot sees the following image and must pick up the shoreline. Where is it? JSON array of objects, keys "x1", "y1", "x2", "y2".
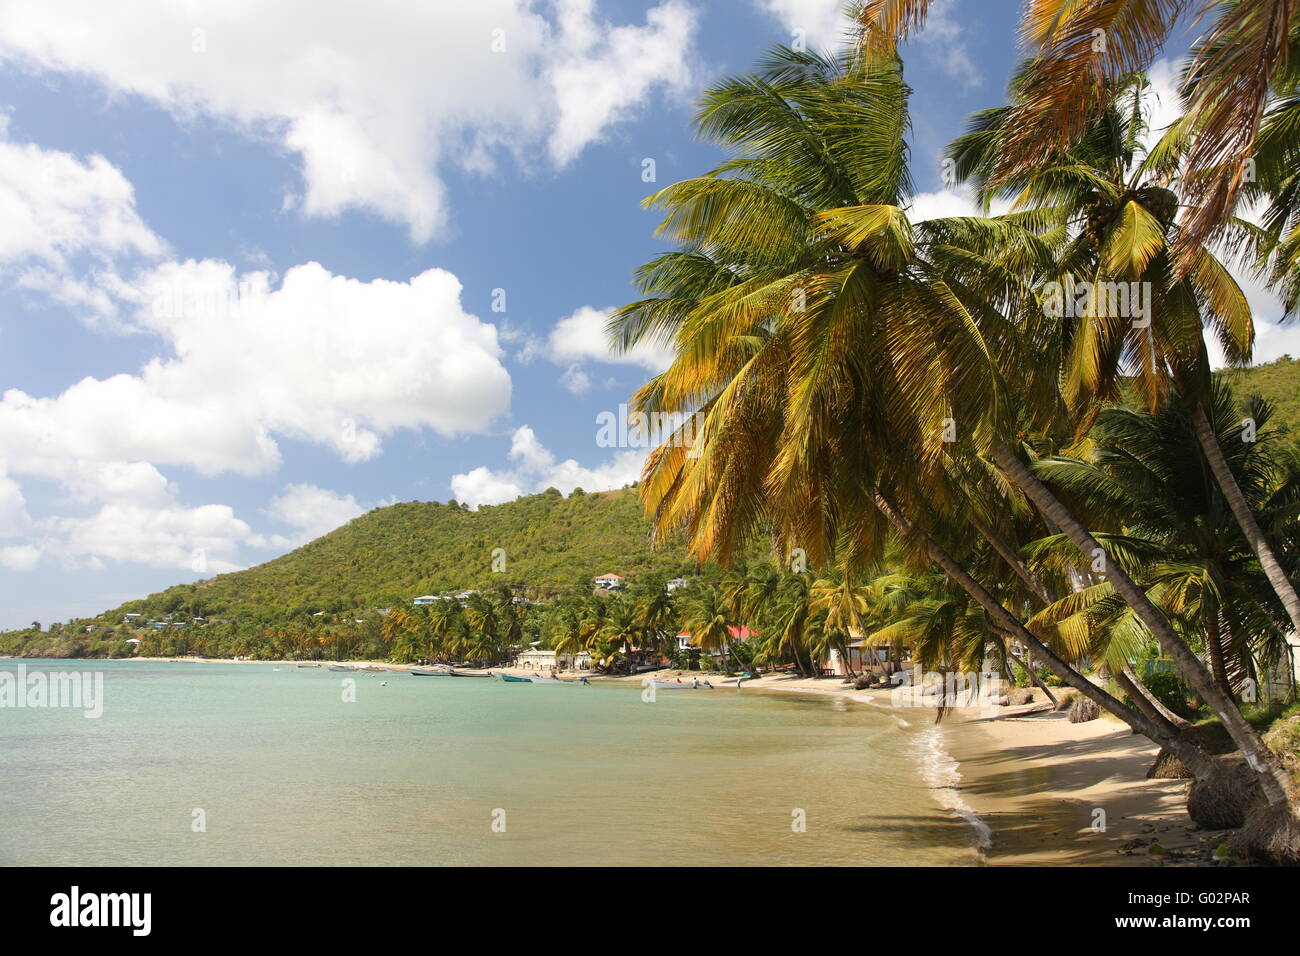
[
  {"x1": 604, "y1": 670, "x2": 1224, "y2": 865},
  {"x1": 5, "y1": 657, "x2": 1221, "y2": 864}
]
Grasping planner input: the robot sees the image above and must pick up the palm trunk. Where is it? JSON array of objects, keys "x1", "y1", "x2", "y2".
[
  {"x1": 971, "y1": 517, "x2": 1054, "y2": 607},
  {"x1": 1192, "y1": 404, "x2": 1300, "y2": 637},
  {"x1": 1115, "y1": 667, "x2": 1187, "y2": 737},
  {"x1": 1205, "y1": 608, "x2": 1234, "y2": 701},
  {"x1": 1007, "y1": 648, "x2": 1058, "y2": 708},
  {"x1": 990, "y1": 443, "x2": 1293, "y2": 807},
  {"x1": 1125, "y1": 665, "x2": 1190, "y2": 729},
  {"x1": 870, "y1": 493, "x2": 1212, "y2": 776}
]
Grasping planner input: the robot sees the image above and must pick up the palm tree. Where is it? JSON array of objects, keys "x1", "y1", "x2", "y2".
[
  {"x1": 426, "y1": 598, "x2": 462, "y2": 662},
  {"x1": 379, "y1": 606, "x2": 412, "y2": 651},
  {"x1": 1025, "y1": 382, "x2": 1298, "y2": 700},
  {"x1": 856, "y1": 0, "x2": 1300, "y2": 262},
  {"x1": 681, "y1": 588, "x2": 739, "y2": 672},
  {"x1": 810, "y1": 575, "x2": 871, "y2": 676},
  {"x1": 636, "y1": 585, "x2": 678, "y2": 654},
  {"x1": 938, "y1": 65, "x2": 1300, "y2": 806},
  {"x1": 590, "y1": 597, "x2": 643, "y2": 673},
  {"x1": 760, "y1": 572, "x2": 822, "y2": 674},
  {"x1": 610, "y1": 43, "x2": 1191, "y2": 761}
]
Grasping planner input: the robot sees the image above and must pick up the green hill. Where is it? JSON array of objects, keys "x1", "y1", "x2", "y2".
[
  {"x1": 1218, "y1": 354, "x2": 1300, "y2": 450},
  {"x1": 74, "y1": 486, "x2": 760, "y2": 631}
]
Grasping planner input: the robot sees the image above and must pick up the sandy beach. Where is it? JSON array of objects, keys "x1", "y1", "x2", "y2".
[{"x1": 606, "y1": 669, "x2": 1231, "y2": 866}]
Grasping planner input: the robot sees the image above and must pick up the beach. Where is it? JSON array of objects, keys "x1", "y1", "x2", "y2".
[{"x1": 608, "y1": 669, "x2": 1227, "y2": 866}]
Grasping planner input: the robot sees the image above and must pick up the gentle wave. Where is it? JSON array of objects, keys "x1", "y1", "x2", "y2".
[{"x1": 913, "y1": 724, "x2": 992, "y2": 859}]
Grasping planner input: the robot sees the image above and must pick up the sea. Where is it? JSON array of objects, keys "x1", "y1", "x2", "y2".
[{"x1": 0, "y1": 659, "x2": 982, "y2": 866}]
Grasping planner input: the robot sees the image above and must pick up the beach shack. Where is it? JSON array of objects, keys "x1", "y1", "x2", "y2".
[
  {"x1": 593, "y1": 573, "x2": 626, "y2": 591},
  {"x1": 822, "y1": 634, "x2": 905, "y2": 679},
  {"x1": 675, "y1": 625, "x2": 757, "y2": 668},
  {"x1": 515, "y1": 649, "x2": 592, "y2": 672}
]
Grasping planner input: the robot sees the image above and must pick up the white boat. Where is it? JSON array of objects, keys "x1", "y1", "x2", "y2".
[{"x1": 647, "y1": 678, "x2": 697, "y2": 690}]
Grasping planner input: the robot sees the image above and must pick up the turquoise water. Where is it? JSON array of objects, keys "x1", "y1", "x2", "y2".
[{"x1": 0, "y1": 660, "x2": 978, "y2": 866}]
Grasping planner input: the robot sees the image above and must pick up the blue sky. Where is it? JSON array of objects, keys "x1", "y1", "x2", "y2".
[{"x1": 0, "y1": 0, "x2": 1290, "y2": 630}]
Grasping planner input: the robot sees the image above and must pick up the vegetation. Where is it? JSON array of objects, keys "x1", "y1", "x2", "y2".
[
  {"x1": 608, "y1": 4, "x2": 1300, "y2": 861},
  {"x1": 8, "y1": 0, "x2": 1300, "y2": 862}
]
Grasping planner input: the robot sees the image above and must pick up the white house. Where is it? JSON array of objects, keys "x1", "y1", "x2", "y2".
[
  {"x1": 516, "y1": 648, "x2": 592, "y2": 671},
  {"x1": 593, "y1": 573, "x2": 626, "y2": 590},
  {"x1": 666, "y1": 577, "x2": 688, "y2": 593},
  {"x1": 412, "y1": 595, "x2": 440, "y2": 606}
]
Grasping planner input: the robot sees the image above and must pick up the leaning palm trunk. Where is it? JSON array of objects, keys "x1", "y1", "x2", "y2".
[
  {"x1": 871, "y1": 493, "x2": 1213, "y2": 776},
  {"x1": 1115, "y1": 667, "x2": 1188, "y2": 737},
  {"x1": 1205, "y1": 608, "x2": 1235, "y2": 701},
  {"x1": 990, "y1": 443, "x2": 1293, "y2": 808},
  {"x1": 1192, "y1": 404, "x2": 1300, "y2": 638},
  {"x1": 1007, "y1": 647, "x2": 1058, "y2": 709},
  {"x1": 971, "y1": 517, "x2": 1054, "y2": 607}
]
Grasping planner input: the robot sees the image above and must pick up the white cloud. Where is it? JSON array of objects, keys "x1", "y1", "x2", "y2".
[
  {"x1": 451, "y1": 424, "x2": 644, "y2": 508},
  {"x1": 543, "y1": 304, "x2": 675, "y2": 389},
  {"x1": 0, "y1": 544, "x2": 40, "y2": 570},
  {"x1": 0, "y1": 121, "x2": 164, "y2": 268},
  {"x1": 559, "y1": 365, "x2": 592, "y2": 395},
  {"x1": 547, "y1": 0, "x2": 697, "y2": 163},
  {"x1": 43, "y1": 502, "x2": 255, "y2": 572},
  {"x1": 265, "y1": 483, "x2": 365, "y2": 545},
  {"x1": 0, "y1": 260, "x2": 512, "y2": 482},
  {"x1": 0, "y1": 124, "x2": 165, "y2": 320},
  {"x1": 0, "y1": 472, "x2": 30, "y2": 536},
  {"x1": 912, "y1": 0, "x2": 981, "y2": 87},
  {"x1": 755, "y1": 0, "x2": 853, "y2": 49},
  {"x1": 450, "y1": 466, "x2": 526, "y2": 510},
  {"x1": 0, "y1": 0, "x2": 698, "y2": 242}
]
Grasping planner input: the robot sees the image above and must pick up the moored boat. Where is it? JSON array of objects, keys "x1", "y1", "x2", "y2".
[
  {"x1": 647, "y1": 678, "x2": 696, "y2": 690},
  {"x1": 296, "y1": 663, "x2": 321, "y2": 668},
  {"x1": 500, "y1": 673, "x2": 532, "y2": 682},
  {"x1": 327, "y1": 664, "x2": 355, "y2": 672},
  {"x1": 410, "y1": 668, "x2": 451, "y2": 676}
]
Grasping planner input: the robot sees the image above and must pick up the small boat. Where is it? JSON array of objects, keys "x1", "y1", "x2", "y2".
[
  {"x1": 410, "y1": 668, "x2": 451, "y2": 677},
  {"x1": 296, "y1": 663, "x2": 321, "y2": 668},
  {"x1": 647, "y1": 678, "x2": 696, "y2": 690},
  {"x1": 500, "y1": 674, "x2": 532, "y2": 683},
  {"x1": 328, "y1": 664, "x2": 356, "y2": 672},
  {"x1": 448, "y1": 669, "x2": 491, "y2": 678}
]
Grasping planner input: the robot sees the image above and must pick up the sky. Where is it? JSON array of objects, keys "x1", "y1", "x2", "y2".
[{"x1": 0, "y1": 0, "x2": 1296, "y2": 630}]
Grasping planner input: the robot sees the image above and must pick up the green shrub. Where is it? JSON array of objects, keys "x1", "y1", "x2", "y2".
[{"x1": 1140, "y1": 670, "x2": 1196, "y2": 720}]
